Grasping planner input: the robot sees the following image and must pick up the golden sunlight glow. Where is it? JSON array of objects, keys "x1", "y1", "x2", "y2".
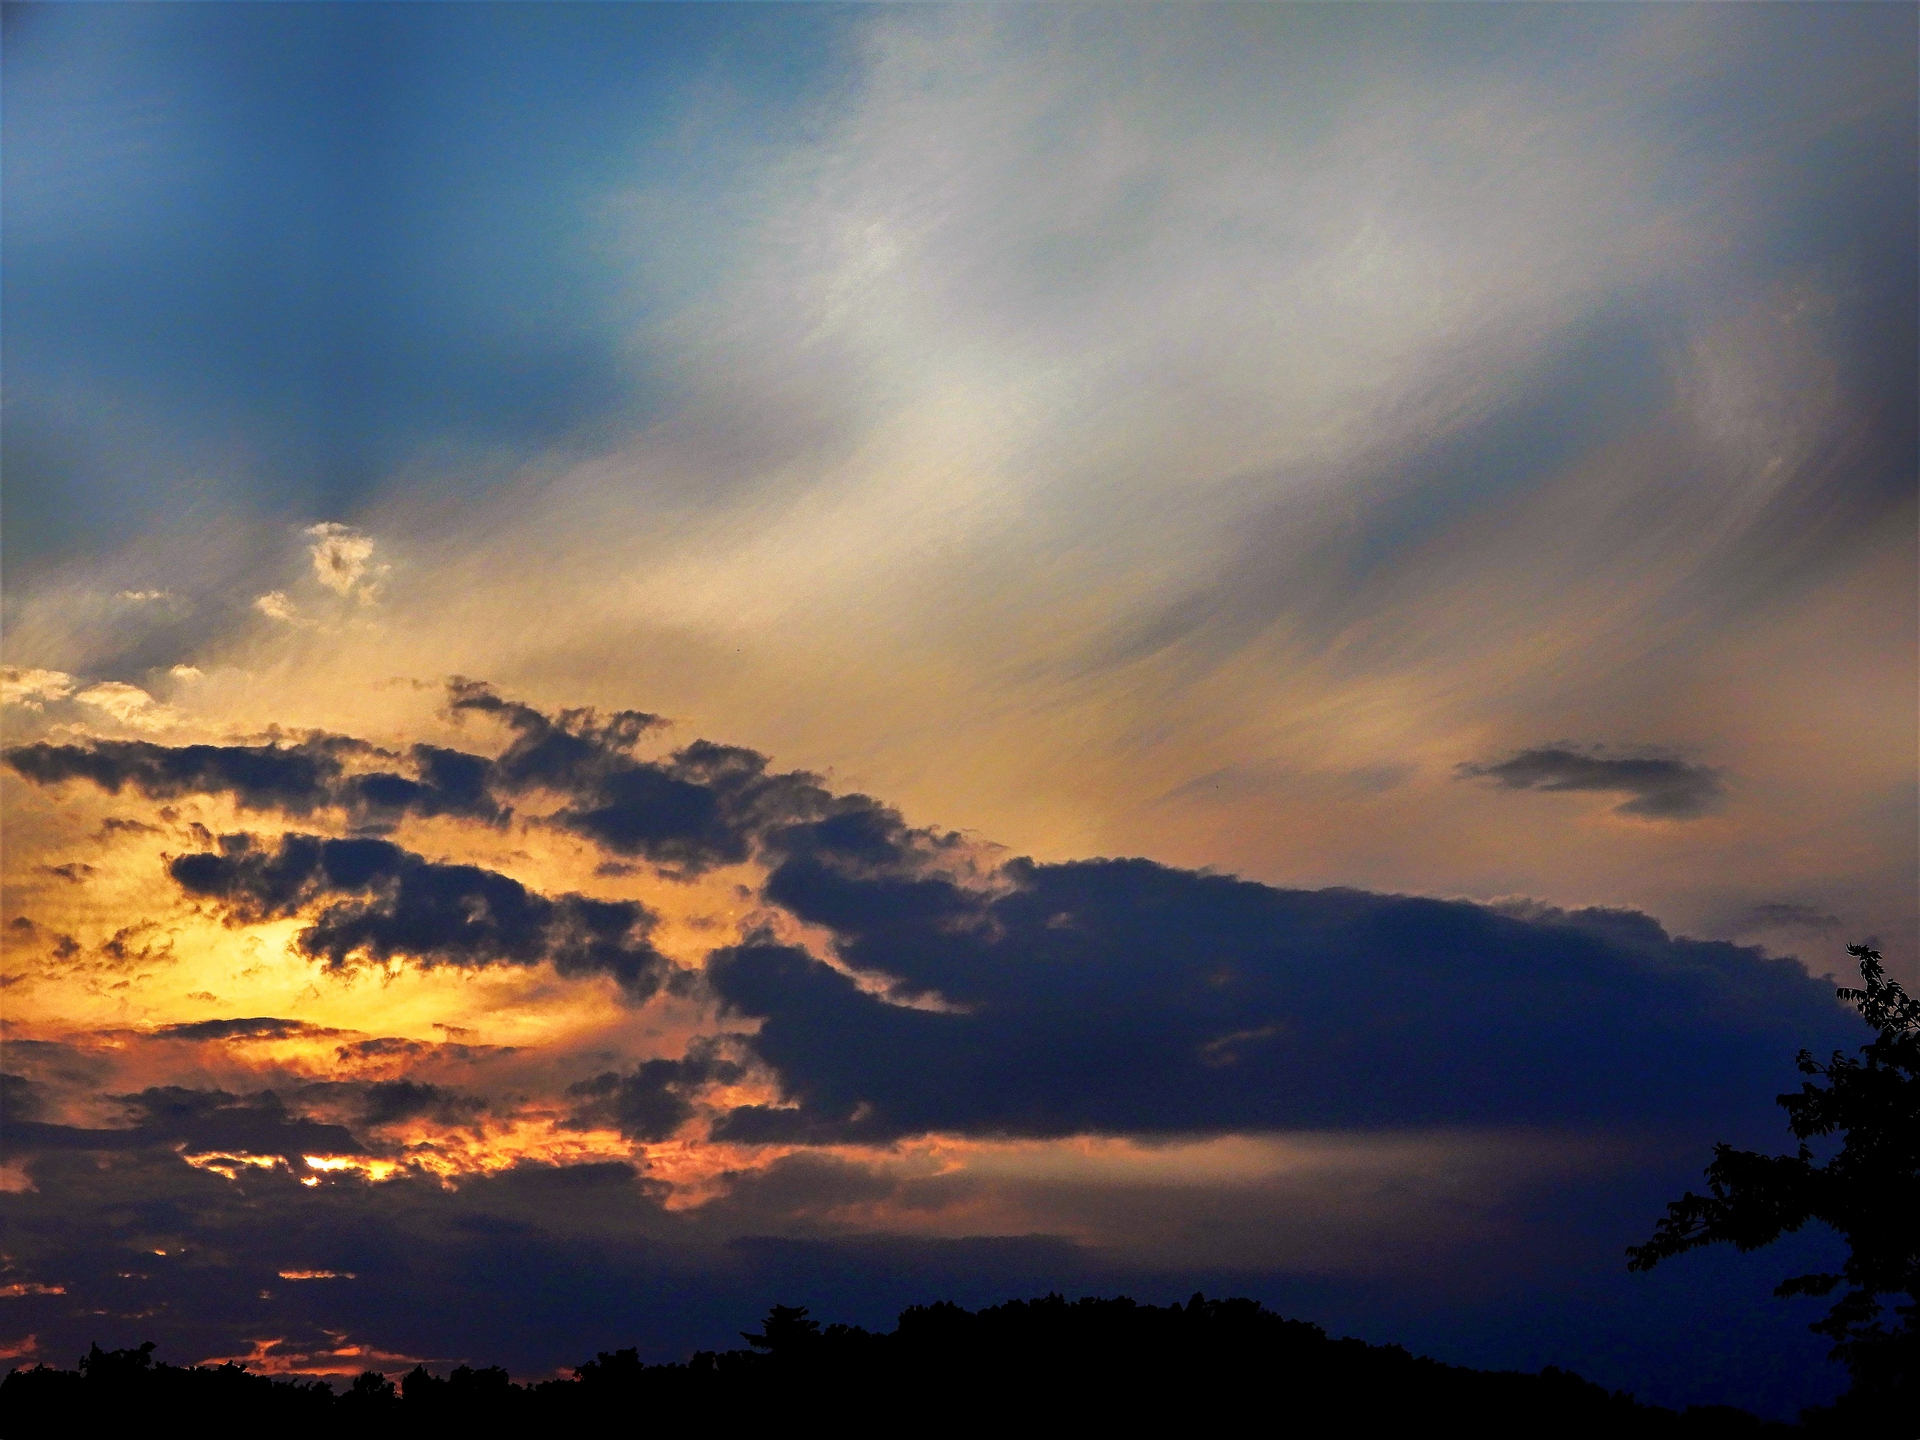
[
  {"x1": 182, "y1": 1153, "x2": 284, "y2": 1181},
  {"x1": 196, "y1": 1335, "x2": 423, "y2": 1379}
]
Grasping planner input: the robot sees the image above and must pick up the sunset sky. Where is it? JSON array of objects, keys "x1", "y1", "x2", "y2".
[{"x1": 2, "y1": 2, "x2": 1914, "y2": 1416}]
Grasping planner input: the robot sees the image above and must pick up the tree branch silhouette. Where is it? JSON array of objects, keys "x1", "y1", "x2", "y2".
[{"x1": 1628, "y1": 945, "x2": 1918, "y2": 1428}]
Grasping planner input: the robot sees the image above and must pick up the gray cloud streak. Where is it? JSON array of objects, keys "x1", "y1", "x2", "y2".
[{"x1": 1456, "y1": 748, "x2": 1726, "y2": 820}]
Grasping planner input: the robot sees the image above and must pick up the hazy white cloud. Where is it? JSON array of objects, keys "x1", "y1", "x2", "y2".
[
  {"x1": 1, "y1": 666, "x2": 76, "y2": 710},
  {"x1": 254, "y1": 590, "x2": 300, "y2": 623},
  {"x1": 74, "y1": 680, "x2": 180, "y2": 732},
  {"x1": 116, "y1": 588, "x2": 174, "y2": 603},
  {"x1": 305, "y1": 523, "x2": 382, "y2": 601}
]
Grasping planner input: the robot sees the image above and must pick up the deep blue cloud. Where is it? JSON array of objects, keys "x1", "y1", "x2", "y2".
[
  {"x1": 6, "y1": 686, "x2": 851, "y2": 872},
  {"x1": 710, "y1": 829, "x2": 1862, "y2": 1142},
  {"x1": 450, "y1": 680, "x2": 843, "y2": 872},
  {"x1": 149, "y1": 1017, "x2": 346, "y2": 1043},
  {"x1": 4, "y1": 735, "x2": 505, "y2": 826},
  {"x1": 170, "y1": 833, "x2": 671, "y2": 996},
  {"x1": 6, "y1": 736, "x2": 365, "y2": 813},
  {"x1": 566, "y1": 1041, "x2": 745, "y2": 1143},
  {"x1": 0, "y1": 1085, "x2": 364, "y2": 1163},
  {"x1": 358, "y1": 1079, "x2": 482, "y2": 1129}
]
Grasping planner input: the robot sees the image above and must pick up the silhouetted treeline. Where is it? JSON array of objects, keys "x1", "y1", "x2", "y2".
[{"x1": 0, "y1": 1293, "x2": 1825, "y2": 1436}]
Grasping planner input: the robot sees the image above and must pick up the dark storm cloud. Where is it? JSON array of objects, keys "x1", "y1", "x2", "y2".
[
  {"x1": 148, "y1": 1017, "x2": 347, "y2": 1043},
  {"x1": 359, "y1": 1079, "x2": 483, "y2": 1128},
  {"x1": 3, "y1": 734, "x2": 506, "y2": 826},
  {"x1": 0, "y1": 679, "x2": 843, "y2": 876},
  {"x1": 7, "y1": 685, "x2": 845, "y2": 874},
  {"x1": 1454, "y1": 748, "x2": 1726, "y2": 819},
  {"x1": 5, "y1": 735, "x2": 368, "y2": 811},
  {"x1": 1, "y1": 1086, "x2": 364, "y2": 1162},
  {"x1": 331, "y1": 1035, "x2": 513, "y2": 1067},
  {"x1": 446, "y1": 681, "x2": 664, "y2": 788},
  {"x1": 98, "y1": 922, "x2": 172, "y2": 969},
  {"x1": 1, "y1": 1072, "x2": 47, "y2": 1123},
  {"x1": 0, "y1": 696, "x2": 1861, "y2": 1157},
  {"x1": 708, "y1": 845, "x2": 1861, "y2": 1145},
  {"x1": 340, "y1": 744, "x2": 508, "y2": 826},
  {"x1": 97, "y1": 816, "x2": 163, "y2": 838},
  {"x1": 567, "y1": 1041, "x2": 745, "y2": 1142},
  {"x1": 451, "y1": 680, "x2": 840, "y2": 873},
  {"x1": 169, "y1": 833, "x2": 672, "y2": 996},
  {"x1": 332, "y1": 1035, "x2": 515, "y2": 1067},
  {"x1": 0, "y1": 1038, "x2": 115, "y2": 1092}
]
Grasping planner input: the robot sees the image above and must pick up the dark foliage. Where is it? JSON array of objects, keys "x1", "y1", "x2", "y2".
[
  {"x1": 1630, "y1": 945, "x2": 1919, "y2": 1435},
  {"x1": 2, "y1": 1294, "x2": 1803, "y2": 1436},
  {"x1": 0, "y1": 1341, "x2": 336, "y2": 1430}
]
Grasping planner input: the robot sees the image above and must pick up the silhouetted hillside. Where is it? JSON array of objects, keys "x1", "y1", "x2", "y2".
[{"x1": 0, "y1": 1293, "x2": 1811, "y2": 1436}]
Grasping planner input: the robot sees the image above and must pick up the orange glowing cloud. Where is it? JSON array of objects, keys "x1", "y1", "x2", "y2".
[{"x1": 196, "y1": 1336, "x2": 423, "y2": 1380}]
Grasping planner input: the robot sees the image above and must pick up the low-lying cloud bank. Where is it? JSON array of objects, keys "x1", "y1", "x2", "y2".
[
  {"x1": 715, "y1": 860, "x2": 1850, "y2": 1141},
  {"x1": 5, "y1": 686, "x2": 1863, "y2": 1150},
  {"x1": 0, "y1": 1129, "x2": 1849, "y2": 1417}
]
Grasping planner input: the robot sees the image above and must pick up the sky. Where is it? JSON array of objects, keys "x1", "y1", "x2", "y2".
[{"x1": 1, "y1": 1, "x2": 1914, "y2": 1416}]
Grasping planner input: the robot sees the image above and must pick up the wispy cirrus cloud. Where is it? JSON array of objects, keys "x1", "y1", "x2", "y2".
[{"x1": 1741, "y1": 902, "x2": 1842, "y2": 936}]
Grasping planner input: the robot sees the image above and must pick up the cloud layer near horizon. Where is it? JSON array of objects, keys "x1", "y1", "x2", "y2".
[{"x1": 7, "y1": 689, "x2": 1862, "y2": 1142}]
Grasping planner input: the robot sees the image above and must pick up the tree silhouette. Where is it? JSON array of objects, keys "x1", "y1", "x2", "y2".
[
  {"x1": 741, "y1": 1304, "x2": 821, "y2": 1354},
  {"x1": 1628, "y1": 944, "x2": 1917, "y2": 1429},
  {"x1": 2, "y1": 1295, "x2": 1806, "y2": 1433}
]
